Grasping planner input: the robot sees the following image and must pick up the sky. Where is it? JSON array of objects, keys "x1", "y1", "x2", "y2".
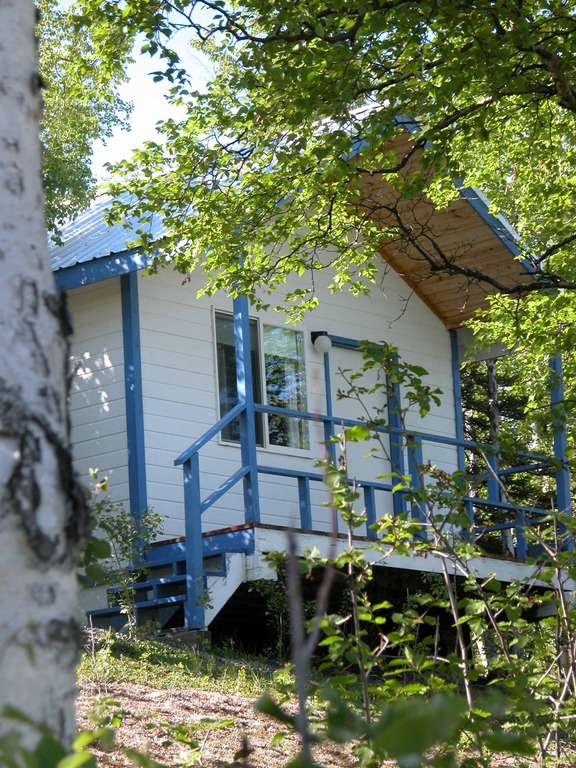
[{"x1": 91, "y1": 33, "x2": 213, "y2": 180}]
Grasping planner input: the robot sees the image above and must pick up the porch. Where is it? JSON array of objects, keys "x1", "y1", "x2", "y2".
[{"x1": 87, "y1": 296, "x2": 571, "y2": 634}]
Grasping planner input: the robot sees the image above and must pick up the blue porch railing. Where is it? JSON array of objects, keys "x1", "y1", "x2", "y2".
[
  {"x1": 173, "y1": 296, "x2": 571, "y2": 630},
  {"x1": 174, "y1": 398, "x2": 565, "y2": 629}
]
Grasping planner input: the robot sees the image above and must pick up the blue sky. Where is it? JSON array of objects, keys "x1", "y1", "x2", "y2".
[{"x1": 91, "y1": 34, "x2": 212, "y2": 180}]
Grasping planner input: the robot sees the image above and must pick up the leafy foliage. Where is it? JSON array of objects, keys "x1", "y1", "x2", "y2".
[
  {"x1": 38, "y1": 0, "x2": 131, "y2": 234},
  {"x1": 75, "y1": 1, "x2": 576, "y2": 328},
  {"x1": 255, "y1": 343, "x2": 576, "y2": 767},
  {"x1": 79, "y1": 470, "x2": 163, "y2": 636}
]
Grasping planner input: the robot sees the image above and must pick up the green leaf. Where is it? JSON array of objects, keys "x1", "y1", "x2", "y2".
[
  {"x1": 370, "y1": 695, "x2": 466, "y2": 759},
  {"x1": 483, "y1": 731, "x2": 534, "y2": 755},
  {"x1": 254, "y1": 693, "x2": 295, "y2": 726},
  {"x1": 344, "y1": 425, "x2": 372, "y2": 442},
  {"x1": 34, "y1": 736, "x2": 68, "y2": 767},
  {"x1": 57, "y1": 752, "x2": 98, "y2": 768}
]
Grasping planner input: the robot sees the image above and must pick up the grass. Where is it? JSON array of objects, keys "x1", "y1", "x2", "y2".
[{"x1": 79, "y1": 630, "x2": 295, "y2": 700}]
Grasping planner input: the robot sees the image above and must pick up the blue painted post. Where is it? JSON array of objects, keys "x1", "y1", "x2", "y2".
[
  {"x1": 183, "y1": 454, "x2": 205, "y2": 629},
  {"x1": 387, "y1": 353, "x2": 406, "y2": 518},
  {"x1": 515, "y1": 512, "x2": 527, "y2": 561},
  {"x1": 233, "y1": 296, "x2": 261, "y2": 524},
  {"x1": 323, "y1": 350, "x2": 337, "y2": 466},
  {"x1": 449, "y1": 330, "x2": 473, "y2": 528},
  {"x1": 550, "y1": 355, "x2": 572, "y2": 549},
  {"x1": 298, "y1": 476, "x2": 312, "y2": 529},
  {"x1": 486, "y1": 453, "x2": 500, "y2": 507},
  {"x1": 407, "y1": 435, "x2": 426, "y2": 538},
  {"x1": 322, "y1": 350, "x2": 338, "y2": 533},
  {"x1": 120, "y1": 272, "x2": 148, "y2": 521},
  {"x1": 364, "y1": 485, "x2": 377, "y2": 538}
]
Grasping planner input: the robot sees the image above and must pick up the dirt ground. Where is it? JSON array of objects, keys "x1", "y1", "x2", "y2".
[{"x1": 77, "y1": 680, "x2": 357, "y2": 768}]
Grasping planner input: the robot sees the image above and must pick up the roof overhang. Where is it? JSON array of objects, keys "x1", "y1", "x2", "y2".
[
  {"x1": 51, "y1": 136, "x2": 529, "y2": 322},
  {"x1": 359, "y1": 132, "x2": 530, "y2": 329}
]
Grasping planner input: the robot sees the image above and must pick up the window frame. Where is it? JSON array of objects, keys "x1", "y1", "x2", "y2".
[{"x1": 213, "y1": 308, "x2": 311, "y2": 455}]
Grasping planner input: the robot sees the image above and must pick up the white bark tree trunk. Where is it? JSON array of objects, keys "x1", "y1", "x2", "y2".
[{"x1": 0, "y1": 0, "x2": 86, "y2": 748}]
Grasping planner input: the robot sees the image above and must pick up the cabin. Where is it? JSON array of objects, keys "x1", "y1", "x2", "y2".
[{"x1": 49, "y1": 141, "x2": 571, "y2": 640}]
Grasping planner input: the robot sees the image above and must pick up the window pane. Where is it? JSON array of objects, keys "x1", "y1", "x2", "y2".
[
  {"x1": 263, "y1": 325, "x2": 309, "y2": 450},
  {"x1": 215, "y1": 313, "x2": 263, "y2": 444}
]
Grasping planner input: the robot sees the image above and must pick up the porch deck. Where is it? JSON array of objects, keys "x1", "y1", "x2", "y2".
[{"x1": 86, "y1": 297, "x2": 571, "y2": 634}]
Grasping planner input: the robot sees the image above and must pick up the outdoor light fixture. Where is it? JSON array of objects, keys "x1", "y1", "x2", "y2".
[{"x1": 311, "y1": 331, "x2": 332, "y2": 355}]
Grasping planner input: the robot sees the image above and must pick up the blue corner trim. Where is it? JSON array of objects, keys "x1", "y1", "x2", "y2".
[
  {"x1": 54, "y1": 248, "x2": 148, "y2": 291},
  {"x1": 121, "y1": 272, "x2": 147, "y2": 518}
]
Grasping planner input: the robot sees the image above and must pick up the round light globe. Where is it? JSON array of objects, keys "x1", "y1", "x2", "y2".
[{"x1": 313, "y1": 332, "x2": 332, "y2": 355}]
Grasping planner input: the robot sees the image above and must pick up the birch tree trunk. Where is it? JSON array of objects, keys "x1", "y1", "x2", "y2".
[{"x1": 0, "y1": 0, "x2": 87, "y2": 748}]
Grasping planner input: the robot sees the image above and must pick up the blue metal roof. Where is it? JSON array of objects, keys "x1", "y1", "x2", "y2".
[{"x1": 48, "y1": 193, "x2": 165, "y2": 272}]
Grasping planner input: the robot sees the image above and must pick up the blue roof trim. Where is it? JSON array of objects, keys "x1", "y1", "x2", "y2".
[
  {"x1": 458, "y1": 187, "x2": 521, "y2": 259},
  {"x1": 53, "y1": 248, "x2": 147, "y2": 291}
]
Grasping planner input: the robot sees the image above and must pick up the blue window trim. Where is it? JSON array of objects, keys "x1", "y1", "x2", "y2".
[
  {"x1": 53, "y1": 248, "x2": 147, "y2": 291},
  {"x1": 120, "y1": 271, "x2": 148, "y2": 519}
]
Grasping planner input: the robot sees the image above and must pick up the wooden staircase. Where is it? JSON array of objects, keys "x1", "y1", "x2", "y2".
[{"x1": 86, "y1": 527, "x2": 255, "y2": 632}]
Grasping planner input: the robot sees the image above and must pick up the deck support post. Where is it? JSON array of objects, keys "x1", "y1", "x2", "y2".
[
  {"x1": 233, "y1": 295, "x2": 261, "y2": 524},
  {"x1": 550, "y1": 355, "x2": 572, "y2": 549},
  {"x1": 183, "y1": 454, "x2": 206, "y2": 629},
  {"x1": 450, "y1": 330, "x2": 474, "y2": 528},
  {"x1": 322, "y1": 350, "x2": 337, "y2": 466}
]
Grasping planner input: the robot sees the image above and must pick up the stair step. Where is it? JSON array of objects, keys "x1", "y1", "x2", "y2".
[
  {"x1": 87, "y1": 528, "x2": 255, "y2": 631},
  {"x1": 107, "y1": 575, "x2": 186, "y2": 599}
]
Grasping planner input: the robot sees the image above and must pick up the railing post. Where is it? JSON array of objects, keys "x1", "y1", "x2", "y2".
[
  {"x1": 183, "y1": 454, "x2": 205, "y2": 629},
  {"x1": 233, "y1": 295, "x2": 260, "y2": 524},
  {"x1": 387, "y1": 353, "x2": 406, "y2": 517},
  {"x1": 323, "y1": 350, "x2": 337, "y2": 465},
  {"x1": 486, "y1": 452, "x2": 500, "y2": 505},
  {"x1": 407, "y1": 434, "x2": 427, "y2": 538},
  {"x1": 450, "y1": 330, "x2": 474, "y2": 528},
  {"x1": 550, "y1": 354, "x2": 572, "y2": 549},
  {"x1": 515, "y1": 511, "x2": 527, "y2": 560},
  {"x1": 298, "y1": 476, "x2": 312, "y2": 529},
  {"x1": 364, "y1": 485, "x2": 377, "y2": 538}
]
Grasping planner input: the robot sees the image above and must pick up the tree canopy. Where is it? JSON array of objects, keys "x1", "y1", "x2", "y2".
[
  {"x1": 39, "y1": 0, "x2": 131, "y2": 234},
  {"x1": 76, "y1": 2, "x2": 576, "y2": 368}
]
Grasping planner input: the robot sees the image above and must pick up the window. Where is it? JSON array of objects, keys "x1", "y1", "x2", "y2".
[
  {"x1": 215, "y1": 312, "x2": 309, "y2": 450},
  {"x1": 215, "y1": 313, "x2": 263, "y2": 444}
]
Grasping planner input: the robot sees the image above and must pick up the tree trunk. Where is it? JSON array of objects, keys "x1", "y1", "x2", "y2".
[{"x1": 0, "y1": 0, "x2": 87, "y2": 748}]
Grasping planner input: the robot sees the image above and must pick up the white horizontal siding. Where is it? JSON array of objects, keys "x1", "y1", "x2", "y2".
[
  {"x1": 67, "y1": 279, "x2": 129, "y2": 506},
  {"x1": 130, "y1": 254, "x2": 459, "y2": 535}
]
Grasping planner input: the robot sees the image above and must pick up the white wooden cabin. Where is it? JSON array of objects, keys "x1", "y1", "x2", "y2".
[{"x1": 49, "y1": 159, "x2": 570, "y2": 636}]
